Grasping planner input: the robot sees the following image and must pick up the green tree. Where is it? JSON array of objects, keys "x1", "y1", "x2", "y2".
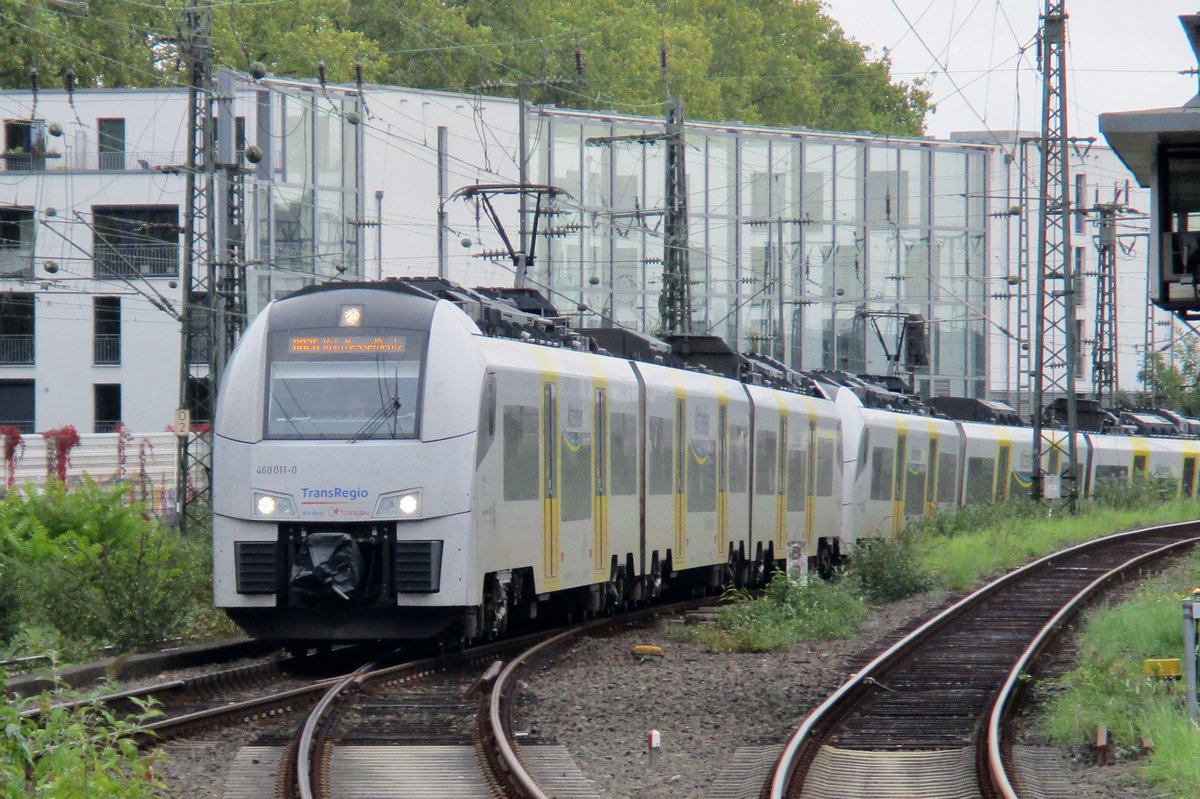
[
  {"x1": 0, "y1": 0, "x2": 929, "y2": 136},
  {"x1": 1138, "y1": 339, "x2": 1200, "y2": 416}
]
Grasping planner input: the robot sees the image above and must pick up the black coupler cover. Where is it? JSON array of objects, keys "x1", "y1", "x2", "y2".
[{"x1": 290, "y1": 532, "x2": 364, "y2": 605}]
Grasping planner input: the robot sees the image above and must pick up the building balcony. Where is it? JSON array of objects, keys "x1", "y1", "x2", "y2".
[
  {"x1": 0, "y1": 334, "x2": 33, "y2": 365},
  {"x1": 95, "y1": 243, "x2": 179, "y2": 278},
  {"x1": 94, "y1": 334, "x2": 121, "y2": 365},
  {"x1": 1, "y1": 151, "x2": 61, "y2": 171},
  {"x1": 0, "y1": 247, "x2": 33, "y2": 279},
  {"x1": 0, "y1": 150, "x2": 184, "y2": 173}
]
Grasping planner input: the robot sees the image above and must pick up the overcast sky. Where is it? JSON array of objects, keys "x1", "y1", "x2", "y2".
[{"x1": 821, "y1": 0, "x2": 1198, "y2": 140}]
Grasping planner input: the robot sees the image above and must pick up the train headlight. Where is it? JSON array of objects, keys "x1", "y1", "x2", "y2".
[
  {"x1": 253, "y1": 491, "x2": 297, "y2": 518},
  {"x1": 375, "y1": 490, "x2": 421, "y2": 518}
]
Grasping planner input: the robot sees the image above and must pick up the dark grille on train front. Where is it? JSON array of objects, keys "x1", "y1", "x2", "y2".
[
  {"x1": 393, "y1": 540, "x2": 443, "y2": 593},
  {"x1": 235, "y1": 541, "x2": 278, "y2": 594}
]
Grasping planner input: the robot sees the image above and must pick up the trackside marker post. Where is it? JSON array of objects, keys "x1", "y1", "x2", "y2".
[{"x1": 647, "y1": 728, "x2": 661, "y2": 767}]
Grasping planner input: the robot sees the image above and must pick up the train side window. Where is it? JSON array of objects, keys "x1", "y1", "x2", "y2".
[
  {"x1": 609, "y1": 412, "x2": 638, "y2": 496},
  {"x1": 903, "y1": 459, "x2": 925, "y2": 516},
  {"x1": 755, "y1": 430, "x2": 778, "y2": 496},
  {"x1": 870, "y1": 446, "x2": 894, "y2": 501},
  {"x1": 729, "y1": 424, "x2": 750, "y2": 493},
  {"x1": 475, "y1": 373, "x2": 496, "y2": 467},
  {"x1": 1094, "y1": 464, "x2": 1128, "y2": 486},
  {"x1": 1133, "y1": 454, "x2": 1147, "y2": 476},
  {"x1": 816, "y1": 439, "x2": 835, "y2": 497},
  {"x1": 786, "y1": 448, "x2": 806, "y2": 511},
  {"x1": 502, "y1": 405, "x2": 540, "y2": 501},
  {"x1": 937, "y1": 453, "x2": 959, "y2": 504},
  {"x1": 687, "y1": 438, "x2": 717, "y2": 512},
  {"x1": 559, "y1": 429, "x2": 593, "y2": 522},
  {"x1": 648, "y1": 416, "x2": 674, "y2": 495},
  {"x1": 965, "y1": 456, "x2": 995, "y2": 504}
]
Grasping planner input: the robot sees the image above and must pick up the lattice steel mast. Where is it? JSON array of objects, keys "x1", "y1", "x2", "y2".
[
  {"x1": 176, "y1": 0, "x2": 216, "y2": 532},
  {"x1": 1031, "y1": 0, "x2": 1080, "y2": 508},
  {"x1": 660, "y1": 97, "x2": 691, "y2": 335},
  {"x1": 1090, "y1": 197, "x2": 1122, "y2": 407}
]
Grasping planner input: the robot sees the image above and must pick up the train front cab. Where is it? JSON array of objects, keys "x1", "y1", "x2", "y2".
[
  {"x1": 1083, "y1": 433, "x2": 1197, "y2": 499},
  {"x1": 213, "y1": 285, "x2": 487, "y2": 641},
  {"x1": 836, "y1": 388, "x2": 962, "y2": 546}
]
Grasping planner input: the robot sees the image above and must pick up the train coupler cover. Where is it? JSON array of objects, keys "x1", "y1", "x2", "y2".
[{"x1": 290, "y1": 532, "x2": 364, "y2": 604}]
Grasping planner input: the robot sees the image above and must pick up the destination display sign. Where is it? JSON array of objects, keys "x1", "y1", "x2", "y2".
[{"x1": 289, "y1": 335, "x2": 407, "y2": 354}]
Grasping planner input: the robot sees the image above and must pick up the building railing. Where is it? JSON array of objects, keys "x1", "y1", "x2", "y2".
[
  {"x1": 0, "y1": 247, "x2": 33, "y2": 278},
  {"x1": 0, "y1": 335, "x2": 33, "y2": 365},
  {"x1": 0, "y1": 152, "x2": 62, "y2": 172},
  {"x1": 95, "y1": 243, "x2": 179, "y2": 277},
  {"x1": 0, "y1": 420, "x2": 33, "y2": 434},
  {"x1": 0, "y1": 150, "x2": 185, "y2": 173},
  {"x1": 94, "y1": 334, "x2": 121, "y2": 365},
  {"x1": 94, "y1": 420, "x2": 122, "y2": 433}
]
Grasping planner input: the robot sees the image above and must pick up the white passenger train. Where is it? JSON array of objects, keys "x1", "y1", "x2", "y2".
[{"x1": 212, "y1": 280, "x2": 1200, "y2": 643}]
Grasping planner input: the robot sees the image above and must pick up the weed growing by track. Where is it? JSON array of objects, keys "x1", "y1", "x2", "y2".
[
  {"x1": 692, "y1": 572, "x2": 867, "y2": 652},
  {"x1": 1038, "y1": 550, "x2": 1200, "y2": 798},
  {"x1": 0, "y1": 669, "x2": 167, "y2": 798}
]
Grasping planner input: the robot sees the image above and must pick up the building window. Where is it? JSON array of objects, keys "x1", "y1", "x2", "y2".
[
  {"x1": 93, "y1": 205, "x2": 179, "y2": 277},
  {"x1": 94, "y1": 384, "x2": 121, "y2": 433},
  {"x1": 0, "y1": 294, "x2": 34, "y2": 365},
  {"x1": 98, "y1": 118, "x2": 126, "y2": 170},
  {"x1": 1074, "y1": 173, "x2": 1086, "y2": 234},
  {"x1": 2, "y1": 120, "x2": 48, "y2": 170},
  {"x1": 0, "y1": 207, "x2": 33, "y2": 278},
  {"x1": 0, "y1": 379, "x2": 34, "y2": 432},
  {"x1": 94, "y1": 296, "x2": 121, "y2": 365}
]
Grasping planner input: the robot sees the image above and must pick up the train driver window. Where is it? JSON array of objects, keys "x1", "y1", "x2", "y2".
[{"x1": 266, "y1": 330, "x2": 426, "y2": 440}]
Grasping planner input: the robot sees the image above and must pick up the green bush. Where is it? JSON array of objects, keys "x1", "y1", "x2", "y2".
[
  {"x1": 0, "y1": 671, "x2": 167, "y2": 798},
  {"x1": 1090, "y1": 474, "x2": 1173, "y2": 510},
  {"x1": 0, "y1": 479, "x2": 214, "y2": 658},
  {"x1": 691, "y1": 572, "x2": 866, "y2": 652},
  {"x1": 847, "y1": 537, "x2": 936, "y2": 603}
]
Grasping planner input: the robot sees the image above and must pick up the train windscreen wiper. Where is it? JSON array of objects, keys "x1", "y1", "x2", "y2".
[{"x1": 347, "y1": 396, "x2": 404, "y2": 443}]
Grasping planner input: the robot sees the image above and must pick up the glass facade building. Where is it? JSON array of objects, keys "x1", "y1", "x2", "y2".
[
  {"x1": 531, "y1": 109, "x2": 990, "y2": 398},
  {"x1": 249, "y1": 81, "x2": 363, "y2": 312}
]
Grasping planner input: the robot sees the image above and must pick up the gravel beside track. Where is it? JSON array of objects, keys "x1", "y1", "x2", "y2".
[{"x1": 516, "y1": 592, "x2": 1157, "y2": 799}]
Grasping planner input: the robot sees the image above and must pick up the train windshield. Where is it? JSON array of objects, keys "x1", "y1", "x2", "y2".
[{"x1": 265, "y1": 330, "x2": 426, "y2": 440}]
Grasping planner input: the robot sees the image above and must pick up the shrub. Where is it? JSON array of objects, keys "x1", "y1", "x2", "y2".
[
  {"x1": 847, "y1": 537, "x2": 936, "y2": 603},
  {"x1": 692, "y1": 572, "x2": 866, "y2": 652},
  {"x1": 0, "y1": 479, "x2": 212, "y2": 657},
  {"x1": 1089, "y1": 474, "x2": 1171, "y2": 510}
]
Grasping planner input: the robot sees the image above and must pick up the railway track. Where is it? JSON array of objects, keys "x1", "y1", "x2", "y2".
[
  {"x1": 767, "y1": 520, "x2": 1200, "y2": 799},
  {"x1": 64, "y1": 600, "x2": 704, "y2": 798}
]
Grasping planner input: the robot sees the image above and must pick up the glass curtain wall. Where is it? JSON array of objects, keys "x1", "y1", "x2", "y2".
[
  {"x1": 250, "y1": 87, "x2": 362, "y2": 312},
  {"x1": 534, "y1": 109, "x2": 989, "y2": 397}
]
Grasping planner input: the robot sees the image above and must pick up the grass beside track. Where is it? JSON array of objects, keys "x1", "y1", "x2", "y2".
[
  {"x1": 915, "y1": 498, "x2": 1200, "y2": 590},
  {"x1": 1039, "y1": 549, "x2": 1200, "y2": 799}
]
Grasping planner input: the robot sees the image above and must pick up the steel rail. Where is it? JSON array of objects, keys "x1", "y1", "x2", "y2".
[
  {"x1": 986, "y1": 533, "x2": 1200, "y2": 798},
  {"x1": 767, "y1": 519, "x2": 1200, "y2": 799}
]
